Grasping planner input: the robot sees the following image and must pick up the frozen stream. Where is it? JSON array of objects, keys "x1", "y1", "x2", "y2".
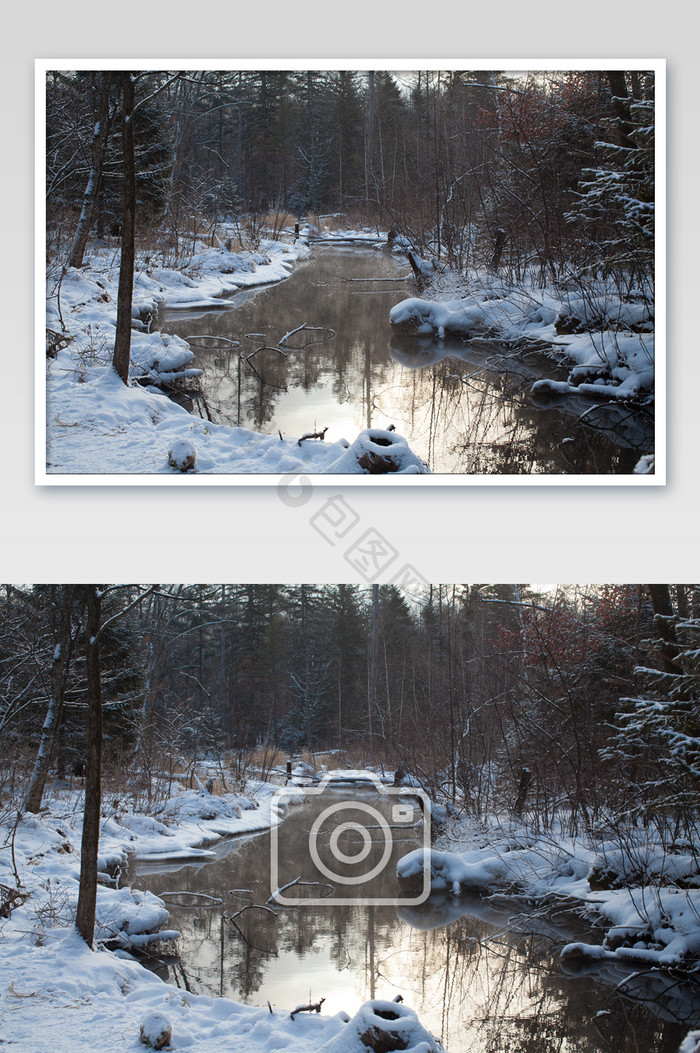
[
  {"x1": 130, "y1": 787, "x2": 695, "y2": 1051},
  {"x1": 161, "y1": 246, "x2": 653, "y2": 475}
]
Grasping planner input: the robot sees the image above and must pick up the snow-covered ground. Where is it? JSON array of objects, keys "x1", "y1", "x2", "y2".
[
  {"x1": 397, "y1": 813, "x2": 700, "y2": 972},
  {"x1": 44, "y1": 235, "x2": 428, "y2": 476},
  {"x1": 286, "y1": 220, "x2": 388, "y2": 245},
  {"x1": 389, "y1": 272, "x2": 655, "y2": 405},
  {"x1": 0, "y1": 779, "x2": 444, "y2": 1052},
  {"x1": 1, "y1": 781, "x2": 299, "y2": 948}
]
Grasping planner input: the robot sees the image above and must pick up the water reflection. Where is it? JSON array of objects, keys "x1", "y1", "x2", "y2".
[
  {"x1": 160, "y1": 248, "x2": 652, "y2": 475},
  {"x1": 130, "y1": 791, "x2": 694, "y2": 1052}
]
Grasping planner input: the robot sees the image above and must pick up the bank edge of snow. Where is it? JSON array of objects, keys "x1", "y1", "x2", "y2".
[
  {"x1": 1, "y1": 780, "x2": 444, "y2": 1053},
  {"x1": 46, "y1": 362, "x2": 429, "y2": 475},
  {"x1": 3, "y1": 924, "x2": 439, "y2": 1053},
  {"x1": 389, "y1": 277, "x2": 655, "y2": 404},
  {"x1": 1, "y1": 782, "x2": 302, "y2": 946},
  {"x1": 397, "y1": 817, "x2": 700, "y2": 972},
  {"x1": 45, "y1": 238, "x2": 429, "y2": 475}
]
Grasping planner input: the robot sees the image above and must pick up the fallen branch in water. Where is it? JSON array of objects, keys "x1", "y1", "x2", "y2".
[
  {"x1": 225, "y1": 904, "x2": 279, "y2": 956},
  {"x1": 290, "y1": 998, "x2": 326, "y2": 1020},
  {"x1": 159, "y1": 891, "x2": 222, "y2": 907},
  {"x1": 246, "y1": 344, "x2": 288, "y2": 361},
  {"x1": 184, "y1": 334, "x2": 240, "y2": 349},
  {"x1": 230, "y1": 903, "x2": 278, "y2": 921},
  {"x1": 268, "y1": 876, "x2": 334, "y2": 904},
  {"x1": 335, "y1": 274, "x2": 411, "y2": 283},
  {"x1": 278, "y1": 322, "x2": 311, "y2": 346},
  {"x1": 278, "y1": 322, "x2": 336, "y2": 350},
  {"x1": 298, "y1": 427, "x2": 328, "y2": 446},
  {"x1": 240, "y1": 354, "x2": 287, "y2": 390}
]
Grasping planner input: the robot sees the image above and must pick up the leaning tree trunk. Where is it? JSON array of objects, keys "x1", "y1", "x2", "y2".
[
  {"x1": 68, "y1": 74, "x2": 111, "y2": 270},
  {"x1": 25, "y1": 585, "x2": 76, "y2": 813},
  {"x1": 75, "y1": 586, "x2": 103, "y2": 947},
  {"x1": 112, "y1": 72, "x2": 136, "y2": 384}
]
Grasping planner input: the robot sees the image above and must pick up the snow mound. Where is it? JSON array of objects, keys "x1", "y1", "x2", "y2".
[
  {"x1": 331, "y1": 429, "x2": 430, "y2": 475},
  {"x1": 389, "y1": 279, "x2": 655, "y2": 408},
  {"x1": 168, "y1": 438, "x2": 196, "y2": 472},
  {"x1": 181, "y1": 246, "x2": 257, "y2": 276},
  {"x1": 318, "y1": 999, "x2": 444, "y2": 1052},
  {"x1": 390, "y1": 296, "x2": 489, "y2": 338},
  {"x1": 140, "y1": 1011, "x2": 172, "y2": 1049},
  {"x1": 157, "y1": 788, "x2": 254, "y2": 823},
  {"x1": 634, "y1": 453, "x2": 655, "y2": 474}
]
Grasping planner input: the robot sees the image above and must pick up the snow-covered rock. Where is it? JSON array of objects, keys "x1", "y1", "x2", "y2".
[
  {"x1": 390, "y1": 296, "x2": 489, "y2": 338},
  {"x1": 634, "y1": 453, "x2": 655, "y2": 474},
  {"x1": 168, "y1": 438, "x2": 196, "y2": 472},
  {"x1": 140, "y1": 1011, "x2": 172, "y2": 1049}
]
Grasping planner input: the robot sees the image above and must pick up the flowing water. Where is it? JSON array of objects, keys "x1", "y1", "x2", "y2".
[
  {"x1": 130, "y1": 787, "x2": 696, "y2": 1051},
  {"x1": 161, "y1": 246, "x2": 653, "y2": 475}
]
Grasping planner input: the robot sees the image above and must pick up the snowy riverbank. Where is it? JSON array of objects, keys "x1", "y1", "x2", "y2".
[
  {"x1": 389, "y1": 272, "x2": 655, "y2": 409},
  {"x1": 0, "y1": 779, "x2": 444, "y2": 1052},
  {"x1": 397, "y1": 812, "x2": 700, "y2": 974},
  {"x1": 44, "y1": 235, "x2": 429, "y2": 476}
]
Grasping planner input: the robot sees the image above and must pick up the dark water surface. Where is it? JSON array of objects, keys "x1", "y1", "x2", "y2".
[
  {"x1": 161, "y1": 247, "x2": 653, "y2": 475},
  {"x1": 130, "y1": 789, "x2": 695, "y2": 1051}
]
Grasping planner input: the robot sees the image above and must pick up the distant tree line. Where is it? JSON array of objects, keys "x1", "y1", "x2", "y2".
[
  {"x1": 2, "y1": 584, "x2": 695, "y2": 840},
  {"x1": 46, "y1": 68, "x2": 655, "y2": 283}
]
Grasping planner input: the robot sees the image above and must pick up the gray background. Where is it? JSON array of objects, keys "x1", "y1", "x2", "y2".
[{"x1": 4, "y1": 2, "x2": 695, "y2": 584}]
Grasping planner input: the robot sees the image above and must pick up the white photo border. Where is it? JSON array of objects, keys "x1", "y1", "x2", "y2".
[{"x1": 36, "y1": 58, "x2": 666, "y2": 487}]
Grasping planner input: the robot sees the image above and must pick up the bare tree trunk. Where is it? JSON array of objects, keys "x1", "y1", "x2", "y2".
[
  {"x1": 113, "y1": 73, "x2": 136, "y2": 384},
  {"x1": 75, "y1": 586, "x2": 103, "y2": 947},
  {"x1": 69, "y1": 74, "x2": 111, "y2": 269},
  {"x1": 607, "y1": 71, "x2": 636, "y2": 149},
  {"x1": 646, "y1": 584, "x2": 683, "y2": 673},
  {"x1": 25, "y1": 585, "x2": 77, "y2": 812},
  {"x1": 364, "y1": 71, "x2": 375, "y2": 209},
  {"x1": 367, "y1": 584, "x2": 378, "y2": 741}
]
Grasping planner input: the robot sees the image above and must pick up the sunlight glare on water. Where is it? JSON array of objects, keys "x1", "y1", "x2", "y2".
[
  {"x1": 161, "y1": 246, "x2": 652, "y2": 475},
  {"x1": 131, "y1": 788, "x2": 693, "y2": 1052}
]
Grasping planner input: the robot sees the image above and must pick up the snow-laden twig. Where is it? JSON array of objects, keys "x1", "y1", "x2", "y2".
[
  {"x1": 184, "y1": 335, "x2": 240, "y2": 349},
  {"x1": 277, "y1": 323, "x2": 336, "y2": 350},
  {"x1": 267, "y1": 877, "x2": 334, "y2": 904},
  {"x1": 278, "y1": 322, "x2": 310, "y2": 346}
]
